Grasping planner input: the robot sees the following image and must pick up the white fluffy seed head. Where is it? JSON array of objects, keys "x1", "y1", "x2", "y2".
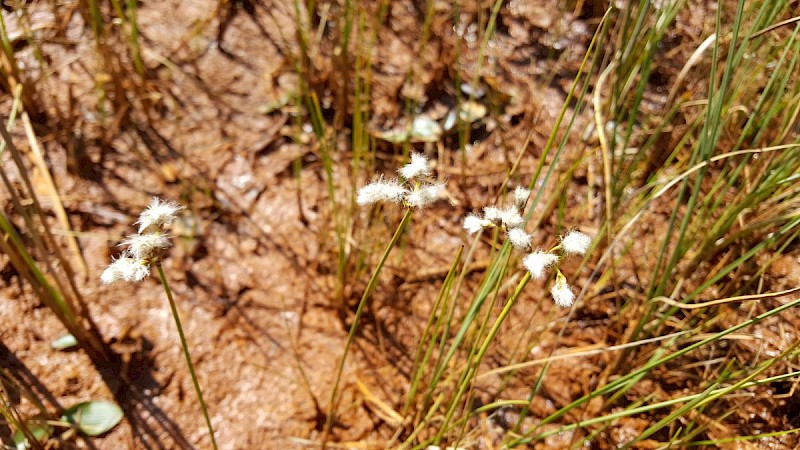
[
  {"x1": 101, "y1": 255, "x2": 150, "y2": 284},
  {"x1": 357, "y1": 179, "x2": 408, "y2": 206},
  {"x1": 513, "y1": 186, "x2": 531, "y2": 208},
  {"x1": 483, "y1": 206, "x2": 502, "y2": 224},
  {"x1": 100, "y1": 269, "x2": 116, "y2": 285},
  {"x1": 551, "y1": 272, "x2": 575, "y2": 307},
  {"x1": 406, "y1": 182, "x2": 445, "y2": 208},
  {"x1": 101, "y1": 257, "x2": 127, "y2": 284},
  {"x1": 507, "y1": 227, "x2": 532, "y2": 250},
  {"x1": 499, "y1": 205, "x2": 524, "y2": 229},
  {"x1": 522, "y1": 251, "x2": 559, "y2": 279},
  {"x1": 137, "y1": 197, "x2": 184, "y2": 234},
  {"x1": 398, "y1": 152, "x2": 431, "y2": 180},
  {"x1": 123, "y1": 259, "x2": 151, "y2": 282},
  {"x1": 562, "y1": 230, "x2": 591, "y2": 255},
  {"x1": 463, "y1": 213, "x2": 493, "y2": 235},
  {"x1": 122, "y1": 233, "x2": 171, "y2": 260}
]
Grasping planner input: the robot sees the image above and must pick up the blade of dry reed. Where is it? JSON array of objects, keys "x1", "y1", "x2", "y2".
[
  {"x1": 355, "y1": 378, "x2": 403, "y2": 427},
  {"x1": 21, "y1": 111, "x2": 88, "y2": 276}
]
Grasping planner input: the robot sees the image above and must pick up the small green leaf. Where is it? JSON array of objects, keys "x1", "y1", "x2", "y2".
[
  {"x1": 12, "y1": 420, "x2": 52, "y2": 449},
  {"x1": 50, "y1": 333, "x2": 78, "y2": 350},
  {"x1": 61, "y1": 400, "x2": 123, "y2": 436}
]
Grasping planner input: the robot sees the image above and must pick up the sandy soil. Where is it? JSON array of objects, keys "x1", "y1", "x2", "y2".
[{"x1": 1, "y1": 1, "x2": 798, "y2": 449}]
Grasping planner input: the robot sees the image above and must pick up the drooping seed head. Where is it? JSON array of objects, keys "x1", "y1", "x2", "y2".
[
  {"x1": 102, "y1": 256, "x2": 128, "y2": 284},
  {"x1": 498, "y1": 205, "x2": 524, "y2": 229},
  {"x1": 463, "y1": 213, "x2": 494, "y2": 235},
  {"x1": 482, "y1": 206, "x2": 502, "y2": 224},
  {"x1": 406, "y1": 182, "x2": 445, "y2": 208},
  {"x1": 513, "y1": 186, "x2": 531, "y2": 209},
  {"x1": 551, "y1": 272, "x2": 575, "y2": 307},
  {"x1": 122, "y1": 258, "x2": 151, "y2": 282},
  {"x1": 122, "y1": 232, "x2": 171, "y2": 261},
  {"x1": 101, "y1": 254, "x2": 150, "y2": 284}
]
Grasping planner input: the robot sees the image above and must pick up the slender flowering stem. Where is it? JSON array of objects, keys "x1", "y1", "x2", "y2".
[
  {"x1": 322, "y1": 209, "x2": 414, "y2": 449},
  {"x1": 433, "y1": 271, "x2": 531, "y2": 445},
  {"x1": 402, "y1": 245, "x2": 464, "y2": 416},
  {"x1": 509, "y1": 294, "x2": 800, "y2": 446},
  {"x1": 157, "y1": 263, "x2": 218, "y2": 450}
]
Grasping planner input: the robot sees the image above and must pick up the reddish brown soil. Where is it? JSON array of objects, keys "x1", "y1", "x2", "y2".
[{"x1": 1, "y1": 1, "x2": 799, "y2": 449}]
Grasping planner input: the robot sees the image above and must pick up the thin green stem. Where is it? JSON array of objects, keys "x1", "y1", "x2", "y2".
[
  {"x1": 156, "y1": 263, "x2": 218, "y2": 450},
  {"x1": 322, "y1": 208, "x2": 414, "y2": 449},
  {"x1": 434, "y1": 272, "x2": 531, "y2": 444},
  {"x1": 511, "y1": 292, "x2": 800, "y2": 446},
  {"x1": 403, "y1": 245, "x2": 464, "y2": 415},
  {"x1": 524, "y1": 369, "x2": 800, "y2": 442}
]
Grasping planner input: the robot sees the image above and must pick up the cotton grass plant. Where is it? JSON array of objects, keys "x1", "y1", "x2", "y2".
[
  {"x1": 382, "y1": 11, "x2": 616, "y2": 447},
  {"x1": 502, "y1": 2, "x2": 800, "y2": 448},
  {"x1": 328, "y1": 2, "x2": 800, "y2": 447},
  {"x1": 397, "y1": 189, "x2": 593, "y2": 448},
  {"x1": 102, "y1": 198, "x2": 218, "y2": 450},
  {"x1": 322, "y1": 153, "x2": 445, "y2": 448}
]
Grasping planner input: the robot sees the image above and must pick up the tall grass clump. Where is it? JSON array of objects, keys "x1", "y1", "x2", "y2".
[
  {"x1": 373, "y1": 6, "x2": 611, "y2": 447},
  {"x1": 0, "y1": 92, "x2": 109, "y2": 365},
  {"x1": 290, "y1": 0, "x2": 394, "y2": 316},
  {"x1": 0, "y1": 87, "x2": 127, "y2": 448},
  {"x1": 316, "y1": 0, "x2": 800, "y2": 448},
  {"x1": 1, "y1": 1, "x2": 152, "y2": 150},
  {"x1": 78, "y1": 0, "x2": 149, "y2": 124},
  {"x1": 507, "y1": 0, "x2": 800, "y2": 447}
]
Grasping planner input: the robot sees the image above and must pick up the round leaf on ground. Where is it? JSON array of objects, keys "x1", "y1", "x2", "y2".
[
  {"x1": 61, "y1": 400, "x2": 123, "y2": 436},
  {"x1": 50, "y1": 333, "x2": 78, "y2": 350}
]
